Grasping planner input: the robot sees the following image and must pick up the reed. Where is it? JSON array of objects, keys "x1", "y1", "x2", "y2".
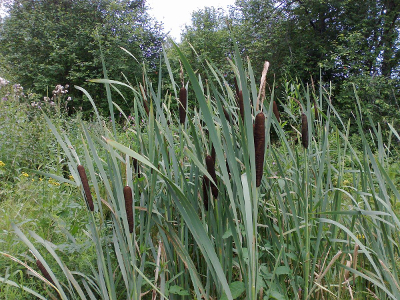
[{"x1": 77, "y1": 164, "x2": 94, "y2": 211}]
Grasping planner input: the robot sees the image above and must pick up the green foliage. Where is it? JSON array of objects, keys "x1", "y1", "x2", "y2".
[
  {"x1": 0, "y1": 0, "x2": 165, "y2": 115},
  {"x1": 2, "y1": 44, "x2": 400, "y2": 300}
]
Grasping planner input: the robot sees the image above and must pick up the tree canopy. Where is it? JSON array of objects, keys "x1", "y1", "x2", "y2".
[{"x1": 0, "y1": 0, "x2": 164, "y2": 113}]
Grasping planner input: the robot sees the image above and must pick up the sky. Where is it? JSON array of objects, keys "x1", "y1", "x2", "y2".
[{"x1": 146, "y1": 0, "x2": 235, "y2": 42}]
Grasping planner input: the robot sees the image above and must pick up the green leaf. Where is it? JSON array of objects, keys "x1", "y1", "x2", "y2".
[
  {"x1": 169, "y1": 285, "x2": 190, "y2": 296},
  {"x1": 220, "y1": 281, "x2": 245, "y2": 300}
]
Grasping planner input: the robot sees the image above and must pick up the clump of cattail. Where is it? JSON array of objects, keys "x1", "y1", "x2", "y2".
[
  {"x1": 273, "y1": 101, "x2": 280, "y2": 123},
  {"x1": 123, "y1": 186, "x2": 134, "y2": 233},
  {"x1": 254, "y1": 112, "x2": 265, "y2": 187},
  {"x1": 77, "y1": 165, "x2": 94, "y2": 211},
  {"x1": 238, "y1": 91, "x2": 244, "y2": 122},
  {"x1": 179, "y1": 86, "x2": 187, "y2": 124},
  {"x1": 202, "y1": 175, "x2": 209, "y2": 211},
  {"x1": 36, "y1": 259, "x2": 55, "y2": 286},
  {"x1": 205, "y1": 155, "x2": 218, "y2": 198},
  {"x1": 301, "y1": 113, "x2": 309, "y2": 149}
]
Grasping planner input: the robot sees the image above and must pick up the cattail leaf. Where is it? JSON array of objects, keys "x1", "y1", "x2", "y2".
[
  {"x1": 238, "y1": 91, "x2": 244, "y2": 121},
  {"x1": 179, "y1": 87, "x2": 187, "y2": 124}
]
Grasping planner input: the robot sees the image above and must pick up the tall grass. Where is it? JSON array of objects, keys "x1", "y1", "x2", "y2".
[{"x1": 2, "y1": 43, "x2": 400, "y2": 300}]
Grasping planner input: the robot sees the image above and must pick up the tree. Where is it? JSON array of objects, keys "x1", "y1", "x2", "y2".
[{"x1": 0, "y1": 0, "x2": 165, "y2": 114}]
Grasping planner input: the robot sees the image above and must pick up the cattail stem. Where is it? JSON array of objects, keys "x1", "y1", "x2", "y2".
[
  {"x1": 179, "y1": 87, "x2": 187, "y2": 124},
  {"x1": 123, "y1": 186, "x2": 134, "y2": 233},
  {"x1": 205, "y1": 155, "x2": 218, "y2": 198},
  {"x1": 301, "y1": 113, "x2": 309, "y2": 149},
  {"x1": 77, "y1": 165, "x2": 94, "y2": 211},
  {"x1": 254, "y1": 113, "x2": 266, "y2": 187},
  {"x1": 202, "y1": 175, "x2": 209, "y2": 211},
  {"x1": 36, "y1": 260, "x2": 55, "y2": 286}
]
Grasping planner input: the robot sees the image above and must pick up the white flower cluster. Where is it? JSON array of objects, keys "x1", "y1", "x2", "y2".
[
  {"x1": 52, "y1": 84, "x2": 69, "y2": 97},
  {"x1": 0, "y1": 77, "x2": 9, "y2": 88}
]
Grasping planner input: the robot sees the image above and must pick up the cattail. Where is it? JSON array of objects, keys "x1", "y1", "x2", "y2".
[
  {"x1": 301, "y1": 113, "x2": 309, "y2": 149},
  {"x1": 123, "y1": 186, "x2": 134, "y2": 233},
  {"x1": 233, "y1": 77, "x2": 240, "y2": 100},
  {"x1": 254, "y1": 112, "x2": 265, "y2": 187},
  {"x1": 179, "y1": 87, "x2": 187, "y2": 124},
  {"x1": 202, "y1": 175, "x2": 209, "y2": 211},
  {"x1": 205, "y1": 155, "x2": 218, "y2": 198},
  {"x1": 77, "y1": 165, "x2": 94, "y2": 211},
  {"x1": 222, "y1": 107, "x2": 230, "y2": 122},
  {"x1": 238, "y1": 91, "x2": 244, "y2": 122},
  {"x1": 273, "y1": 101, "x2": 280, "y2": 123},
  {"x1": 143, "y1": 98, "x2": 150, "y2": 116},
  {"x1": 36, "y1": 259, "x2": 55, "y2": 286},
  {"x1": 211, "y1": 145, "x2": 216, "y2": 165},
  {"x1": 133, "y1": 158, "x2": 141, "y2": 178}
]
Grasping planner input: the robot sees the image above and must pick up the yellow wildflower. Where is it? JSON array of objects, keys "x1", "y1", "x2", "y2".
[
  {"x1": 69, "y1": 175, "x2": 74, "y2": 180},
  {"x1": 21, "y1": 172, "x2": 29, "y2": 177},
  {"x1": 0, "y1": 161, "x2": 5, "y2": 167}
]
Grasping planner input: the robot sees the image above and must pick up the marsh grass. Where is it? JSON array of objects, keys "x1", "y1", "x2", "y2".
[{"x1": 2, "y1": 43, "x2": 400, "y2": 300}]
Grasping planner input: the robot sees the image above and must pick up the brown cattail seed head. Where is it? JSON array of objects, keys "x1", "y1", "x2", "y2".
[
  {"x1": 143, "y1": 99, "x2": 150, "y2": 116},
  {"x1": 77, "y1": 165, "x2": 94, "y2": 211},
  {"x1": 211, "y1": 145, "x2": 216, "y2": 165},
  {"x1": 233, "y1": 77, "x2": 240, "y2": 100},
  {"x1": 202, "y1": 175, "x2": 209, "y2": 211},
  {"x1": 301, "y1": 113, "x2": 309, "y2": 149},
  {"x1": 205, "y1": 155, "x2": 218, "y2": 198},
  {"x1": 179, "y1": 87, "x2": 187, "y2": 124},
  {"x1": 133, "y1": 158, "x2": 141, "y2": 178},
  {"x1": 123, "y1": 186, "x2": 134, "y2": 233},
  {"x1": 254, "y1": 112, "x2": 265, "y2": 187},
  {"x1": 238, "y1": 91, "x2": 244, "y2": 122},
  {"x1": 273, "y1": 101, "x2": 280, "y2": 123},
  {"x1": 222, "y1": 107, "x2": 230, "y2": 122},
  {"x1": 36, "y1": 260, "x2": 55, "y2": 286}
]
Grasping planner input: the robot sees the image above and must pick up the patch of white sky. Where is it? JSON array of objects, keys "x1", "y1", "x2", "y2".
[{"x1": 145, "y1": 0, "x2": 235, "y2": 42}]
